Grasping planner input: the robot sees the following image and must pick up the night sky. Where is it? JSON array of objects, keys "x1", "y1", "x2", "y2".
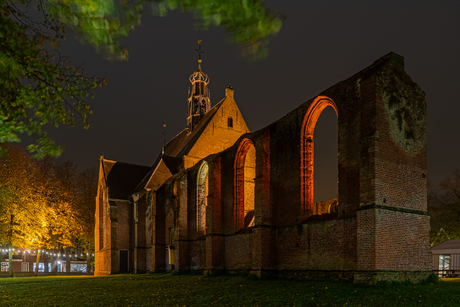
[{"x1": 40, "y1": 1, "x2": 460, "y2": 202}]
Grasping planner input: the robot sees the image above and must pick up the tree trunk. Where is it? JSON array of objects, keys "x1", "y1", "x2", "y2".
[
  {"x1": 8, "y1": 242, "x2": 13, "y2": 277},
  {"x1": 34, "y1": 249, "x2": 41, "y2": 276},
  {"x1": 65, "y1": 248, "x2": 71, "y2": 273},
  {"x1": 86, "y1": 255, "x2": 91, "y2": 274},
  {"x1": 44, "y1": 255, "x2": 49, "y2": 273},
  {"x1": 8, "y1": 215, "x2": 13, "y2": 277}
]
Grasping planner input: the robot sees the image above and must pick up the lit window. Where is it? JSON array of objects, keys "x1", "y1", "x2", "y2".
[{"x1": 1, "y1": 262, "x2": 8, "y2": 272}]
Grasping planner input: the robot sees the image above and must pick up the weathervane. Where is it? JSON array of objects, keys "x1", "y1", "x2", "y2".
[
  {"x1": 195, "y1": 40, "x2": 204, "y2": 69},
  {"x1": 162, "y1": 124, "x2": 167, "y2": 145}
]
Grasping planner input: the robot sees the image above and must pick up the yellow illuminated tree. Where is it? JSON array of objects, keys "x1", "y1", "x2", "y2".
[
  {"x1": 0, "y1": 144, "x2": 52, "y2": 275},
  {"x1": 0, "y1": 144, "x2": 97, "y2": 275}
]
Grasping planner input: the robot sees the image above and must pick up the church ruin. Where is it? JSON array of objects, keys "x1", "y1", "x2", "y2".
[{"x1": 95, "y1": 50, "x2": 431, "y2": 283}]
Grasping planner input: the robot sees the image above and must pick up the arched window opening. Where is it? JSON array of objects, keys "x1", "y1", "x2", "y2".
[
  {"x1": 234, "y1": 139, "x2": 256, "y2": 231},
  {"x1": 328, "y1": 199, "x2": 339, "y2": 214},
  {"x1": 301, "y1": 96, "x2": 338, "y2": 217},
  {"x1": 313, "y1": 107, "x2": 338, "y2": 212},
  {"x1": 197, "y1": 162, "x2": 209, "y2": 236}
]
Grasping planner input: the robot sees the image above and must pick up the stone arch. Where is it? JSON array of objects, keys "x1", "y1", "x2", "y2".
[
  {"x1": 328, "y1": 201, "x2": 338, "y2": 214},
  {"x1": 197, "y1": 161, "x2": 209, "y2": 236},
  {"x1": 301, "y1": 96, "x2": 338, "y2": 217},
  {"x1": 234, "y1": 138, "x2": 256, "y2": 231}
]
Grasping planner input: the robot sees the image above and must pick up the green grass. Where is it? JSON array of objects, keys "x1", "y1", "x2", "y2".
[{"x1": 0, "y1": 273, "x2": 459, "y2": 306}]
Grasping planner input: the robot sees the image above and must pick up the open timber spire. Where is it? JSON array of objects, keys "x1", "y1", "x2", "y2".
[{"x1": 187, "y1": 40, "x2": 211, "y2": 131}]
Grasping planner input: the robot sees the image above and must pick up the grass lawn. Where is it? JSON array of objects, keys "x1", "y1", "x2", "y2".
[{"x1": 0, "y1": 273, "x2": 459, "y2": 306}]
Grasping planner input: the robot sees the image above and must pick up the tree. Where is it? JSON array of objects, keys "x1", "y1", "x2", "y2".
[
  {"x1": 1, "y1": 0, "x2": 108, "y2": 157},
  {"x1": 1, "y1": 0, "x2": 282, "y2": 157},
  {"x1": 74, "y1": 167, "x2": 98, "y2": 251},
  {"x1": 428, "y1": 169, "x2": 460, "y2": 246},
  {"x1": 42, "y1": 158, "x2": 85, "y2": 248},
  {"x1": 47, "y1": 0, "x2": 283, "y2": 60},
  {"x1": 0, "y1": 144, "x2": 97, "y2": 275},
  {"x1": 50, "y1": 159, "x2": 98, "y2": 250},
  {"x1": 0, "y1": 144, "x2": 52, "y2": 275}
]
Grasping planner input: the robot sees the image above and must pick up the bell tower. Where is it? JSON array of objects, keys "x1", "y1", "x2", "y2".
[{"x1": 187, "y1": 40, "x2": 211, "y2": 131}]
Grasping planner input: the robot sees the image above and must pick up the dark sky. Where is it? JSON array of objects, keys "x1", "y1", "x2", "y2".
[{"x1": 41, "y1": 1, "x2": 460, "y2": 202}]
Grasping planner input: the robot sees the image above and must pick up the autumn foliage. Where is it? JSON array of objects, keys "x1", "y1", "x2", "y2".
[{"x1": 0, "y1": 144, "x2": 96, "y2": 252}]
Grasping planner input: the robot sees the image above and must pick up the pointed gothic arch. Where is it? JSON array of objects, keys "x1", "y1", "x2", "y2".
[
  {"x1": 301, "y1": 96, "x2": 338, "y2": 217},
  {"x1": 234, "y1": 138, "x2": 256, "y2": 231},
  {"x1": 197, "y1": 161, "x2": 209, "y2": 236}
]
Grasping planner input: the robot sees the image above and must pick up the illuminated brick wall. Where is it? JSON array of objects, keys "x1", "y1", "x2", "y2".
[
  {"x1": 183, "y1": 87, "x2": 249, "y2": 170},
  {"x1": 234, "y1": 139, "x2": 256, "y2": 230},
  {"x1": 94, "y1": 163, "x2": 112, "y2": 276}
]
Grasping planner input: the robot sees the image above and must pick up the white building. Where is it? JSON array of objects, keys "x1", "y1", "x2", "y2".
[{"x1": 432, "y1": 240, "x2": 460, "y2": 277}]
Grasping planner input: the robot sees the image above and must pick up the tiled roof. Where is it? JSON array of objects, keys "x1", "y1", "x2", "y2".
[
  {"x1": 162, "y1": 155, "x2": 182, "y2": 174},
  {"x1": 132, "y1": 98, "x2": 225, "y2": 193},
  {"x1": 105, "y1": 161, "x2": 151, "y2": 200},
  {"x1": 125, "y1": 98, "x2": 225, "y2": 193},
  {"x1": 132, "y1": 155, "x2": 182, "y2": 193},
  {"x1": 163, "y1": 98, "x2": 224, "y2": 158},
  {"x1": 432, "y1": 240, "x2": 460, "y2": 251}
]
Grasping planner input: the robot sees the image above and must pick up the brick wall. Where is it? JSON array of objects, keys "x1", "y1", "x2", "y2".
[
  {"x1": 184, "y1": 87, "x2": 250, "y2": 170},
  {"x1": 357, "y1": 207, "x2": 431, "y2": 271},
  {"x1": 117, "y1": 201, "x2": 131, "y2": 250},
  {"x1": 134, "y1": 196, "x2": 147, "y2": 273},
  {"x1": 190, "y1": 239, "x2": 206, "y2": 270},
  {"x1": 151, "y1": 189, "x2": 166, "y2": 271},
  {"x1": 276, "y1": 218, "x2": 357, "y2": 271},
  {"x1": 225, "y1": 233, "x2": 252, "y2": 270}
]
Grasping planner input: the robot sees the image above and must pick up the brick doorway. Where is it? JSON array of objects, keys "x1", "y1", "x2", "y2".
[{"x1": 119, "y1": 250, "x2": 129, "y2": 273}]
